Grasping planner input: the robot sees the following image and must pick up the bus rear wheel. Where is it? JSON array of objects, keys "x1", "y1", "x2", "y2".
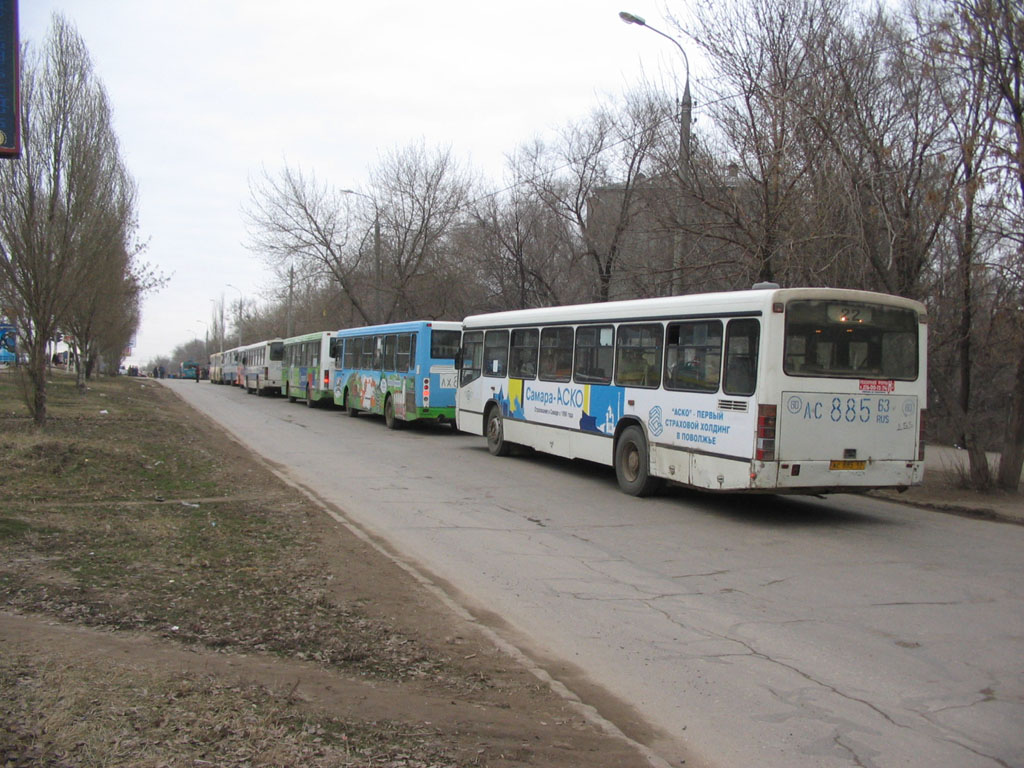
[
  {"x1": 615, "y1": 425, "x2": 663, "y2": 497},
  {"x1": 384, "y1": 396, "x2": 403, "y2": 430},
  {"x1": 486, "y1": 407, "x2": 511, "y2": 456}
]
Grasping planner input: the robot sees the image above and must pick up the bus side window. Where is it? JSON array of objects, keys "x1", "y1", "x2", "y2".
[
  {"x1": 539, "y1": 327, "x2": 573, "y2": 382},
  {"x1": 509, "y1": 328, "x2": 539, "y2": 379},
  {"x1": 372, "y1": 336, "x2": 384, "y2": 372},
  {"x1": 615, "y1": 323, "x2": 663, "y2": 388},
  {"x1": 665, "y1": 320, "x2": 722, "y2": 392},
  {"x1": 343, "y1": 337, "x2": 358, "y2": 369},
  {"x1": 723, "y1": 319, "x2": 759, "y2": 396},
  {"x1": 484, "y1": 330, "x2": 510, "y2": 377},
  {"x1": 383, "y1": 334, "x2": 398, "y2": 372},
  {"x1": 359, "y1": 336, "x2": 375, "y2": 370},
  {"x1": 396, "y1": 333, "x2": 412, "y2": 371},
  {"x1": 574, "y1": 325, "x2": 613, "y2": 384},
  {"x1": 460, "y1": 331, "x2": 484, "y2": 386}
]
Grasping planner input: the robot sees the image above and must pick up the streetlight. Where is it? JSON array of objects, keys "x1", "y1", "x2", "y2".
[
  {"x1": 341, "y1": 189, "x2": 383, "y2": 323},
  {"x1": 618, "y1": 11, "x2": 691, "y2": 169},
  {"x1": 225, "y1": 284, "x2": 243, "y2": 347},
  {"x1": 619, "y1": 10, "x2": 693, "y2": 295},
  {"x1": 209, "y1": 297, "x2": 224, "y2": 355}
]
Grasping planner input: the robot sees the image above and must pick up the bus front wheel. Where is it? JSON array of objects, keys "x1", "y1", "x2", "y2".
[
  {"x1": 486, "y1": 407, "x2": 511, "y2": 456},
  {"x1": 615, "y1": 426, "x2": 663, "y2": 497}
]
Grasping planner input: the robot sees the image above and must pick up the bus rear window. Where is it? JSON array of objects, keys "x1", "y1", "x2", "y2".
[
  {"x1": 784, "y1": 300, "x2": 918, "y2": 380},
  {"x1": 430, "y1": 330, "x2": 461, "y2": 360}
]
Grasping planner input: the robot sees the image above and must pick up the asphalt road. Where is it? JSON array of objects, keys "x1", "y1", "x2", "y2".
[{"x1": 163, "y1": 378, "x2": 1024, "y2": 768}]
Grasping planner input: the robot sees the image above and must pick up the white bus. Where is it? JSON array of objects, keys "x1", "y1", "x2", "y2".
[
  {"x1": 456, "y1": 286, "x2": 927, "y2": 495},
  {"x1": 239, "y1": 338, "x2": 285, "y2": 396}
]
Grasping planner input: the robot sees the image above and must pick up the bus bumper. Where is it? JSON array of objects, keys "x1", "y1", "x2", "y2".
[{"x1": 763, "y1": 459, "x2": 925, "y2": 492}]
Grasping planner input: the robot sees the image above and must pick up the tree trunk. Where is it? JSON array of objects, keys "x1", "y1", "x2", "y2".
[
  {"x1": 27, "y1": 338, "x2": 49, "y2": 426},
  {"x1": 965, "y1": 440, "x2": 992, "y2": 488},
  {"x1": 996, "y1": 346, "x2": 1024, "y2": 491}
]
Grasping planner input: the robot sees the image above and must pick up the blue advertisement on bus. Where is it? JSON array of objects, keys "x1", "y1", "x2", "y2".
[{"x1": 0, "y1": 322, "x2": 16, "y2": 364}]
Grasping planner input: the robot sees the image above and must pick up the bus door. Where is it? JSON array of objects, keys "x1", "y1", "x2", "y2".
[{"x1": 456, "y1": 331, "x2": 485, "y2": 432}]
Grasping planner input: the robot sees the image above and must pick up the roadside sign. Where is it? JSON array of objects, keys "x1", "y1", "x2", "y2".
[{"x1": 0, "y1": 0, "x2": 20, "y2": 159}]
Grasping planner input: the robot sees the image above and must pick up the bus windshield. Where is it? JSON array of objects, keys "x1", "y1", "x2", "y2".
[{"x1": 784, "y1": 300, "x2": 919, "y2": 380}]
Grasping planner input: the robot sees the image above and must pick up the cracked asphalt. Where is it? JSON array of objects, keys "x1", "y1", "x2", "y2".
[{"x1": 166, "y1": 379, "x2": 1024, "y2": 768}]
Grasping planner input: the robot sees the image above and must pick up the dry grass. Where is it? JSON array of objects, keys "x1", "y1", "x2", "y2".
[
  {"x1": 0, "y1": 374, "x2": 463, "y2": 766},
  {"x1": 0, "y1": 649, "x2": 457, "y2": 767}
]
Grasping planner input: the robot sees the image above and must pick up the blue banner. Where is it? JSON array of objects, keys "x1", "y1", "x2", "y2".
[
  {"x1": 0, "y1": 0, "x2": 19, "y2": 159},
  {"x1": 0, "y1": 322, "x2": 15, "y2": 363}
]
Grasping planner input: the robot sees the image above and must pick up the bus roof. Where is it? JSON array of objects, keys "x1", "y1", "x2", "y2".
[
  {"x1": 461, "y1": 287, "x2": 926, "y2": 329},
  {"x1": 333, "y1": 320, "x2": 462, "y2": 337},
  {"x1": 282, "y1": 330, "x2": 334, "y2": 344}
]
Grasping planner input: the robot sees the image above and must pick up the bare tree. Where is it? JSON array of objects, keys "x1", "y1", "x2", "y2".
[
  {"x1": 522, "y1": 92, "x2": 670, "y2": 302},
  {"x1": 247, "y1": 142, "x2": 469, "y2": 326},
  {"x1": 0, "y1": 15, "x2": 138, "y2": 423},
  {"x1": 465, "y1": 146, "x2": 587, "y2": 312},
  {"x1": 678, "y1": 0, "x2": 836, "y2": 285},
  {"x1": 945, "y1": 0, "x2": 1024, "y2": 490},
  {"x1": 246, "y1": 164, "x2": 375, "y2": 324},
  {"x1": 812, "y1": 5, "x2": 954, "y2": 298}
]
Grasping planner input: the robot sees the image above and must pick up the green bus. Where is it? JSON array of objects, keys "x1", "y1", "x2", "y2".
[{"x1": 281, "y1": 331, "x2": 336, "y2": 407}]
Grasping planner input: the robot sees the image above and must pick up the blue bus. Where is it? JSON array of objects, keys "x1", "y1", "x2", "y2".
[{"x1": 332, "y1": 320, "x2": 461, "y2": 428}]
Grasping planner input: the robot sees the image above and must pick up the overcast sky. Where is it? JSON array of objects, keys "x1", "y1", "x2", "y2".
[{"x1": 21, "y1": 1, "x2": 692, "y2": 365}]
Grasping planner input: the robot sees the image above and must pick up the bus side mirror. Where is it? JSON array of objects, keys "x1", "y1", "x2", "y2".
[
  {"x1": 454, "y1": 350, "x2": 464, "y2": 370},
  {"x1": 328, "y1": 338, "x2": 340, "y2": 360}
]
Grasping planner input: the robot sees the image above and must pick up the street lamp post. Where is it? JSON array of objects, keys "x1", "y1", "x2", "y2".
[
  {"x1": 619, "y1": 11, "x2": 692, "y2": 295},
  {"x1": 618, "y1": 11, "x2": 691, "y2": 170},
  {"x1": 209, "y1": 297, "x2": 224, "y2": 355},
  {"x1": 225, "y1": 284, "x2": 243, "y2": 347},
  {"x1": 341, "y1": 189, "x2": 382, "y2": 323}
]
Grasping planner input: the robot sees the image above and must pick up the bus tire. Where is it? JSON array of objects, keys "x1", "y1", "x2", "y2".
[
  {"x1": 345, "y1": 390, "x2": 359, "y2": 417},
  {"x1": 384, "y1": 396, "x2": 403, "y2": 430},
  {"x1": 287, "y1": 384, "x2": 296, "y2": 403},
  {"x1": 486, "y1": 406, "x2": 511, "y2": 456},
  {"x1": 615, "y1": 425, "x2": 663, "y2": 497}
]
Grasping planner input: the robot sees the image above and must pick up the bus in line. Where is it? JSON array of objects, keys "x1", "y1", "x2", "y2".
[
  {"x1": 332, "y1": 320, "x2": 462, "y2": 428},
  {"x1": 240, "y1": 338, "x2": 284, "y2": 395},
  {"x1": 282, "y1": 331, "x2": 335, "y2": 407},
  {"x1": 456, "y1": 285, "x2": 927, "y2": 495}
]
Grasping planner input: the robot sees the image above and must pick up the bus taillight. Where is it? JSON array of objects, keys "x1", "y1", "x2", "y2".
[
  {"x1": 422, "y1": 377, "x2": 430, "y2": 408},
  {"x1": 918, "y1": 409, "x2": 926, "y2": 461},
  {"x1": 323, "y1": 369, "x2": 330, "y2": 389},
  {"x1": 756, "y1": 404, "x2": 777, "y2": 461}
]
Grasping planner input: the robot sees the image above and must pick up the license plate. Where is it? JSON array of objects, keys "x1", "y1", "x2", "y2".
[
  {"x1": 829, "y1": 460, "x2": 866, "y2": 470},
  {"x1": 439, "y1": 373, "x2": 458, "y2": 389}
]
